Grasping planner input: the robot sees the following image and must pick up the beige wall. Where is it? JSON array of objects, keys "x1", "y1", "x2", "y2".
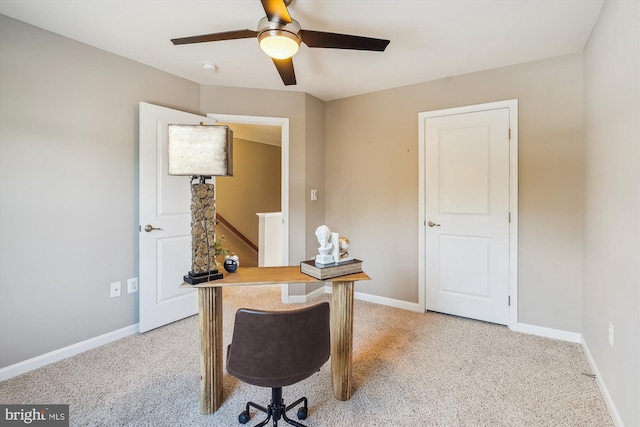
[
  {"x1": 583, "y1": 0, "x2": 640, "y2": 425},
  {"x1": 216, "y1": 137, "x2": 281, "y2": 267},
  {"x1": 0, "y1": 15, "x2": 201, "y2": 367},
  {"x1": 326, "y1": 53, "x2": 585, "y2": 332}
]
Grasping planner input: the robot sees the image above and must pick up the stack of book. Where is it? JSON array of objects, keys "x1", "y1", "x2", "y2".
[{"x1": 300, "y1": 259, "x2": 363, "y2": 280}]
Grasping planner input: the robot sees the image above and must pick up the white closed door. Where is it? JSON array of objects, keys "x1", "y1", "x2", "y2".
[
  {"x1": 138, "y1": 102, "x2": 217, "y2": 332},
  {"x1": 425, "y1": 107, "x2": 511, "y2": 325}
]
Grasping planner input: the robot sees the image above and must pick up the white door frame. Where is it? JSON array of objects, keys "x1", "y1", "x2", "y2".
[
  {"x1": 206, "y1": 113, "x2": 290, "y2": 302},
  {"x1": 418, "y1": 99, "x2": 519, "y2": 330}
]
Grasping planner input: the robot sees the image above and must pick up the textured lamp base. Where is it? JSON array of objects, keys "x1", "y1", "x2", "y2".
[
  {"x1": 185, "y1": 270, "x2": 224, "y2": 285},
  {"x1": 187, "y1": 181, "x2": 222, "y2": 285}
]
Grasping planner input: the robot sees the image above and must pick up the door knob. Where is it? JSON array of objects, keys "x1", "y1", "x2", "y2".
[
  {"x1": 143, "y1": 224, "x2": 163, "y2": 232},
  {"x1": 427, "y1": 221, "x2": 441, "y2": 227}
]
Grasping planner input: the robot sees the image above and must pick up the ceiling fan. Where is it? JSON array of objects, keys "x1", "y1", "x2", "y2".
[{"x1": 171, "y1": 0, "x2": 390, "y2": 86}]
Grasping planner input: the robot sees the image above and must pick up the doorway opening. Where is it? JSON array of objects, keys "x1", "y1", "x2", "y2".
[{"x1": 207, "y1": 113, "x2": 290, "y2": 302}]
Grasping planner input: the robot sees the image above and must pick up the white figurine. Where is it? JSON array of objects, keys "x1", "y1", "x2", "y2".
[{"x1": 315, "y1": 225, "x2": 335, "y2": 265}]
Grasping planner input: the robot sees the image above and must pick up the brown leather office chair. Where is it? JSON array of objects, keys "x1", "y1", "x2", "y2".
[{"x1": 226, "y1": 302, "x2": 330, "y2": 426}]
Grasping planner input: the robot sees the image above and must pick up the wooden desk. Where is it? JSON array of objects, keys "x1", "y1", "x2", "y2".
[{"x1": 181, "y1": 266, "x2": 371, "y2": 415}]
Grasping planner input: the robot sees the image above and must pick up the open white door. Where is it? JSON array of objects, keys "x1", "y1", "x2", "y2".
[{"x1": 138, "y1": 102, "x2": 217, "y2": 332}]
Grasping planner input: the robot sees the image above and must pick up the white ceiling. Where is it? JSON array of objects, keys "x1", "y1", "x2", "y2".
[{"x1": 0, "y1": 0, "x2": 604, "y2": 101}]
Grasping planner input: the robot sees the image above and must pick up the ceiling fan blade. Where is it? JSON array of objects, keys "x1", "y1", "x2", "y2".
[
  {"x1": 261, "y1": 0, "x2": 292, "y2": 24},
  {"x1": 272, "y1": 57, "x2": 296, "y2": 86},
  {"x1": 171, "y1": 29, "x2": 257, "y2": 45},
  {"x1": 300, "y1": 30, "x2": 390, "y2": 51}
]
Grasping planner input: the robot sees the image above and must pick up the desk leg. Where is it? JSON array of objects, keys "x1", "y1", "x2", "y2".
[
  {"x1": 330, "y1": 280, "x2": 354, "y2": 400},
  {"x1": 198, "y1": 287, "x2": 223, "y2": 414}
]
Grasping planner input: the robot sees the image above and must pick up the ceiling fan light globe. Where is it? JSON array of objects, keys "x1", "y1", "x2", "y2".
[{"x1": 259, "y1": 30, "x2": 300, "y2": 59}]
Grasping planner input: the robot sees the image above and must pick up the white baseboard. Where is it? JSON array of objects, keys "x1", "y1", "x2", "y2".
[
  {"x1": 318, "y1": 288, "x2": 583, "y2": 344},
  {"x1": 323, "y1": 285, "x2": 423, "y2": 312},
  {"x1": 516, "y1": 322, "x2": 582, "y2": 343},
  {"x1": 581, "y1": 338, "x2": 624, "y2": 427},
  {"x1": 0, "y1": 324, "x2": 139, "y2": 382},
  {"x1": 287, "y1": 285, "x2": 326, "y2": 303}
]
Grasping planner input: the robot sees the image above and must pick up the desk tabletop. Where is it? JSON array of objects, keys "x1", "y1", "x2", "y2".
[{"x1": 180, "y1": 265, "x2": 370, "y2": 288}]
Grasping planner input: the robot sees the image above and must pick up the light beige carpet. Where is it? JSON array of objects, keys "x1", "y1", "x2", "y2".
[{"x1": 0, "y1": 285, "x2": 613, "y2": 426}]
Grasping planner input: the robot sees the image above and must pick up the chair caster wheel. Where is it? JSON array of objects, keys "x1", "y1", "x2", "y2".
[
  {"x1": 297, "y1": 407, "x2": 308, "y2": 420},
  {"x1": 238, "y1": 410, "x2": 250, "y2": 424}
]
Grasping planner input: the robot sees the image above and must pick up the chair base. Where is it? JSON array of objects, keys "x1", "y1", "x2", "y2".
[{"x1": 238, "y1": 387, "x2": 309, "y2": 427}]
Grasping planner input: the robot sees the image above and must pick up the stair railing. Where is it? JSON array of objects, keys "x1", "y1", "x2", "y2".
[{"x1": 217, "y1": 214, "x2": 259, "y2": 253}]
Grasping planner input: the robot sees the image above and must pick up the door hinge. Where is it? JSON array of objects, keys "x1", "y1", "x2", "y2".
[
  {"x1": 508, "y1": 295, "x2": 511, "y2": 306},
  {"x1": 508, "y1": 128, "x2": 511, "y2": 140},
  {"x1": 508, "y1": 212, "x2": 511, "y2": 223}
]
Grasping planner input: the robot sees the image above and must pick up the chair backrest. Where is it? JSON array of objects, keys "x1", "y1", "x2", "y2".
[{"x1": 227, "y1": 302, "x2": 330, "y2": 388}]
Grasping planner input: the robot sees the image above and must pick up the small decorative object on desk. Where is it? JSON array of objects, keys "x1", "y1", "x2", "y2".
[
  {"x1": 314, "y1": 225, "x2": 335, "y2": 265},
  {"x1": 337, "y1": 236, "x2": 353, "y2": 263},
  {"x1": 303, "y1": 225, "x2": 361, "y2": 279},
  {"x1": 314, "y1": 225, "x2": 355, "y2": 265},
  {"x1": 224, "y1": 255, "x2": 239, "y2": 273}
]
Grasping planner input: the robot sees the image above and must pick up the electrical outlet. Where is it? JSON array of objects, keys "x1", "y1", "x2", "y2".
[
  {"x1": 311, "y1": 189, "x2": 318, "y2": 201},
  {"x1": 110, "y1": 281, "x2": 121, "y2": 298},
  {"x1": 608, "y1": 321, "x2": 614, "y2": 347},
  {"x1": 127, "y1": 277, "x2": 138, "y2": 294}
]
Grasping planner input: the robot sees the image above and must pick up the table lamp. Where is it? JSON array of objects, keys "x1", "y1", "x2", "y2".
[{"x1": 167, "y1": 123, "x2": 233, "y2": 284}]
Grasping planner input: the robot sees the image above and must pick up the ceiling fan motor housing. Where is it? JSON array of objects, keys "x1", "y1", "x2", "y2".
[{"x1": 257, "y1": 17, "x2": 301, "y2": 59}]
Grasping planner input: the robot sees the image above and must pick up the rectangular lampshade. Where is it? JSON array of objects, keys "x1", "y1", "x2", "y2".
[{"x1": 167, "y1": 124, "x2": 233, "y2": 176}]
